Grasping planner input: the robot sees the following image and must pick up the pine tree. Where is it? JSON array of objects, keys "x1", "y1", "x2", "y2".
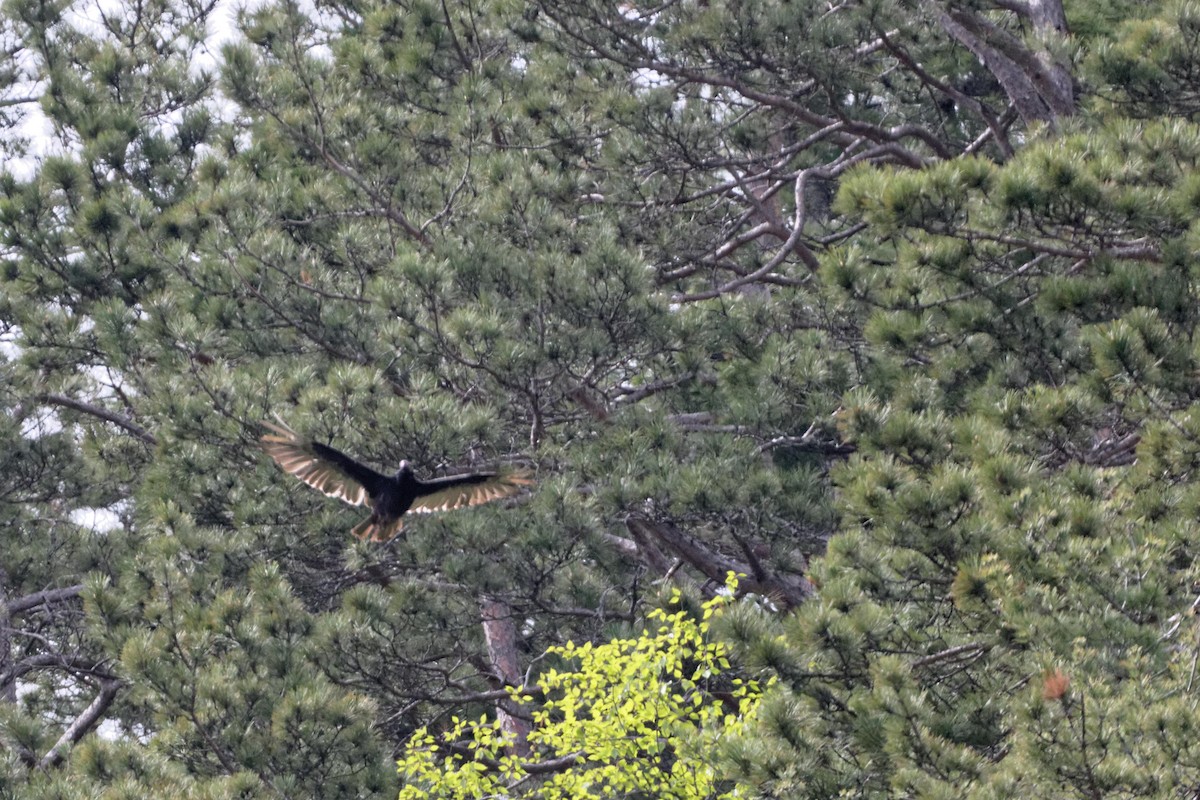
[
  {"x1": 709, "y1": 1, "x2": 1200, "y2": 796},
  {"x1": 0, "y1": 0, "x2": 222, "y2": 790},
  {"x1": 2, "y1": 0, "x2": 840, "y2": 793},
  {"x1": 10, "y1": 0, "x2": 1200, "y2": 796}
]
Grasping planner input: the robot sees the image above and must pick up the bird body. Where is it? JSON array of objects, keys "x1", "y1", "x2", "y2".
[{"x1": 262, "y1": 418, "x2": 532, "y2": 541}]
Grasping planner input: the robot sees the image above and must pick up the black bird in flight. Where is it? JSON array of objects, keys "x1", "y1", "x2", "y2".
[{"x1": 262, "y1": 418, "x2": 533, "y2": 542}]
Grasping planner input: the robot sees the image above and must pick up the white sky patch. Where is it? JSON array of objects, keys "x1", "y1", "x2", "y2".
[
  {"x1": 70, "y1": 503, "x2": 125, "y2": 533},
  {"x1": 6, "y1": 41, "x2": 52, "y2": 180},
  {"x1": 0, "y1": 324, "x2": 21, "y2": 360},
  {"x1": 20, "y1": 407, "x2": 62, "y2": 439},
  {"x1": 97, "y1": 717, "x2": 121, "y2": 740},
  {"x1": 631, "y1": 65, "x2": 671, "y2": 91},
  {"x1": 188, "y1": 0, "x2": 245, "y2": 78}
]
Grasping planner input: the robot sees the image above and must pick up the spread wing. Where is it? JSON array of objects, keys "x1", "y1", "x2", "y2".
[
  {"x1": 261, "y1": 418, "x2": 389, "y2": 507},
  {"x1": 409, "y1": 469, "x2": 534, "y2": 514}
]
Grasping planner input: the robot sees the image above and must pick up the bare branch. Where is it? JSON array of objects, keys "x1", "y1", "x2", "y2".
[
  {"x1": 438, "y1": 685, "x2": 546, "y2": 704},
  {"x1": 0, "y1": 95, "x2": 41, "y2": 108},
  {"x1": 667, "y1": 413, "x2": 855, "y2": 456},
  {"x1": 613, "y1": 373, "x2": 700, "y2": 406},
  {"x1": 38, "y1": 394, "x2": 156, "y2": 446},
  {"x1": 7, "y1": 584, "x2": 84, "y2": 616},
  {"x1": 912, "y1": 642, "x2": 990, "y2": 668},
  {"x1": 38, "y1": 678, "x2": 122, "y2": 769},
  {"x1": 674, "y1": 170, "x2": 816, "y2": 302},
  {"x1": 442, "y1": 741, "x2": 585, "y2": 776},
  {"x1": 598, "y1": 532, "x2": 640, "y2": 557},
  {"x1": 1, "y1": 654, "x2": 114, "y2": 689},
  {"x1": 625, "y1": 516, "x2": 813, "y2": 608},
  {"x1": 875, "y1": 26, "x2": 1014, "y2": 159}
]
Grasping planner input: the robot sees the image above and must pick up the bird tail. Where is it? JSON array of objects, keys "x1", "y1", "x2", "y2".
[{"x1": 352, "y1": 516, "x2": 404, "y2": 543}]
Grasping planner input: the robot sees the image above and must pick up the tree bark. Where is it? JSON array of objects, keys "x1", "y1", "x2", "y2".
[
  {"x1": 478, "y1": 595, "x2": 532, "y2": 755},
  {"x1": 927, "y1": 0, "x2": 1074, "y2": 126},
  {"x1": 38, "y1": 678, "x2": 122, "y2": 769},
  {"x1": 0, "y1": 567, "x2": 13, "y2": 703},
  {"x1": 625, "y1": 516, "x2": 814, "y2": 608},
  {"x1": 7, "y1": 584, "x2": 84, "y2": 616}
]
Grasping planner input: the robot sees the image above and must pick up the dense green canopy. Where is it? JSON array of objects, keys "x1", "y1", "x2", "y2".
[{"x1": 3, "y1": 0, "x2": 1200, "y2": 797}]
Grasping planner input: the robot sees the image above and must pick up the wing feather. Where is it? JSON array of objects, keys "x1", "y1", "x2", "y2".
[
  {"x1": 408, "y1": 469, "x2": 534, "y2": 515},
  {"x1": 261, "y1": 418, "x2": 387, "y2": 507}
]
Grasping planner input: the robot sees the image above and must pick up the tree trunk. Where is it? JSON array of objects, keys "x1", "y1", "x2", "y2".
[
  {"x1": 928, "y1": 0, "x2": 1075, "y2": 126},
  {"x1": 0, "y1": 567, "x2": 14, "y2": 703},
  {"x1": 479, "y1": 595, "x2": 532, "y2": 755}
]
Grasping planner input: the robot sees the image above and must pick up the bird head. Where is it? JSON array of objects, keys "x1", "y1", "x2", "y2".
[{"x1": 395, "y1": 459, "x2": 413, "y2": 479}]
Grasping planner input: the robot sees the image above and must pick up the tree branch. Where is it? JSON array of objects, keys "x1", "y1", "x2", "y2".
[
  {"x1": 1, "y1": 654, "x2": 114, "y2": 689},
  {"x1": 38, "y1": 678, "x2": 122, "y2": 769},
  {"x1": 443, "y1": 740, "x2": 585, "y2": 775},
  {"x1": 7, "y1": 584, "x2": 84, "y2": 616},
  {"x1": 927, "y1": 0, "x2": 1074, "y2": 125},
  {"x1": 912, "y1": 642, "x2": 990, "y2": 668},
  {"x1": 625, "y1": 516, "x2": 814, "y2": 608},
  {"x1": 38, "y1": 394, "x2": 156, "y2": 446},
  {"x1": 438, "y1": 685, "x2": 546, "y2": 705},
  {"x1": 0, "y1": 568, "x2": 11, "y2": 704},
  {"x1": 622, "y1": 520, "x2": 678, "y2": 577},
  {"x1": 875, "y1": 26, "x2": 1014, "y2": 159}
]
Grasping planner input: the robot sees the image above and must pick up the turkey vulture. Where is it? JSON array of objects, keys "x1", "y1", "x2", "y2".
[{"x1": 261, "y1": 418, "x2": 533, "y2": 542}]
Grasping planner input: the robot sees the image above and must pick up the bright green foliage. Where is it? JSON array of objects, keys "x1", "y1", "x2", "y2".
[{"x1": 398, "y1": 578, "x2": 761, "y2": 800}]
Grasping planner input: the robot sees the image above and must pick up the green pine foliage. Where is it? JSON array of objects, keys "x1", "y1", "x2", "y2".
[
  {"x1": 714, "y1": 2, "x2": 1200, "y2": 797},
  {"x1": 6, "y1": 0, "x2": 1200, "y2": 796}
]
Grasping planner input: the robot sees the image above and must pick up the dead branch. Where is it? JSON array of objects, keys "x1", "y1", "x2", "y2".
[
  {"x1": 625, "y1": 516, "x2": 813, "y2": 608},
  {"x1": 38, "y1": 677, "x2": 122, "y2": 769},
  {"x1": 38, "y1": 394, "x2": 156, "y2": 446},
  {"x1": 7, "y1": 584, "x2": 85, "y2": 616}
]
